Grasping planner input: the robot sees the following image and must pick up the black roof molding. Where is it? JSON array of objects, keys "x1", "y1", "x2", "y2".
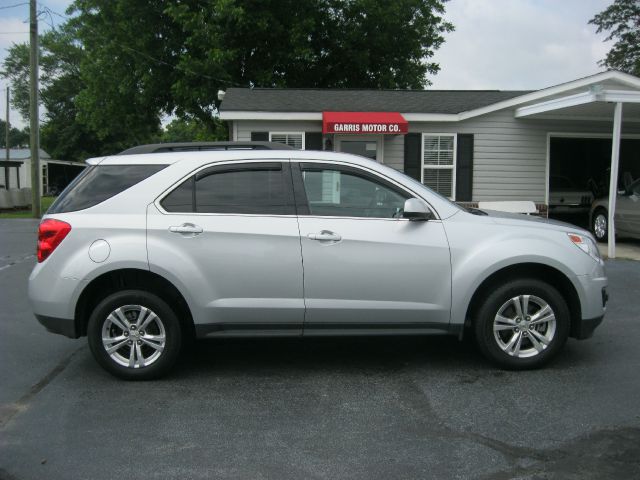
[
  {"x1": 219, "y1": 88, "x2": 533, "y2": 114},
  {"x1": 118, "y1": 141, "x2": 294, "y2": 155}
]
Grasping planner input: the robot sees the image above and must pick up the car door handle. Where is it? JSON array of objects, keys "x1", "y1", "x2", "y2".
[
  {"x1": 169, "y1": 223, "x2": 203, "y2": 235},
  {"x1": 307, "y1": 230, "x2": 341, "y2": 242}
]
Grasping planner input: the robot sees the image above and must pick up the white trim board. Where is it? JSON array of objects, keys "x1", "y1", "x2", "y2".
[
  {"x1": 518, "y1": 114, "x2": 640, "y2": 123},
  {"x1": 515, "y1": 89, "x2": 640, "y2": 118},
  {"x1": 221, "y1": 111, "x2": 321, "y2": 121},
  {"x1": 547, "y1": 132, "x2": 640, "y2": 139}
]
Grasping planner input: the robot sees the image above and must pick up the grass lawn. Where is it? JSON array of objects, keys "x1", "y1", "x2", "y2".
[{"x1": 0, "y1": 196, "x2": 57, "y2": 219}]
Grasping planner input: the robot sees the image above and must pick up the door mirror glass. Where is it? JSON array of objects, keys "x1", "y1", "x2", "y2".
[{"x1": 402, "y1": 198, "x2": 433, "y2": 221}]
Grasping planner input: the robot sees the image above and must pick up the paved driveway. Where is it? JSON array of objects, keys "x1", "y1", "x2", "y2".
[{"x1": 1, "y1": 219, "x2": 639, "y2": 480}]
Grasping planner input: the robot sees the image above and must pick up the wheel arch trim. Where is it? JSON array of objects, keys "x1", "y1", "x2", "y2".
[
  {"x1": 74, "y1": 267, "x2": 194, "y2": 338},
  {"x1": 458, "y1": 260, "x2": 583, "y2": 338}
]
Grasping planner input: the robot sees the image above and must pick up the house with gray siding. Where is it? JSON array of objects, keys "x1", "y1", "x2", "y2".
[{"x1": 219, "y1": 71, "x2": 640, "y2": 209}]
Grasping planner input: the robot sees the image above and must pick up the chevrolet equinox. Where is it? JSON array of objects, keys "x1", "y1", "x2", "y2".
[{"x1": 28, "y1": 149, "x2": 608, "y2": 379}]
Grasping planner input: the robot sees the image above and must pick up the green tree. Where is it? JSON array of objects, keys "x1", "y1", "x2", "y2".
[
  {"x1": 590, "y1": 0, "x2": 640, "y2": 76},
  {"x1": 0, "y1": 120, "x2": 29, "y2": 148},
  {"x1": 1, "y1": 28, "x2": 150, "y2": 161},
  {"x1": 159, "y1": 118, "x2": 227, "y2": 143},
  {"x1": 69, "y1": 0, "x2": 452, "y2": 136},
  {"x1": 2, "y1": 0, "x2": 453, "y2": 158}
]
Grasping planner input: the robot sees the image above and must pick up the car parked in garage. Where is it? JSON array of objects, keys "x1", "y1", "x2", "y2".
[
  {"x1": 549, "y1": 175, "x2": 593, "y2": 214},
  {"x1": 29, "y1": 149, "x2": 608, "y2": 379},
  {"x1": 591, "y1": 178, "x2": 640, "y2": 242}
]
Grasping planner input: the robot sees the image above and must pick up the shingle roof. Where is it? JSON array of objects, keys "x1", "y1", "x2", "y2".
[{"x1": 219, "y1": 88, "x2": 533, "y2": 114}]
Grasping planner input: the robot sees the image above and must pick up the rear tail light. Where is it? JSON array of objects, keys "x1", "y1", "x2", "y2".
[{"x1": 37, "y1": 219, "x2": 71, "y2": 262}]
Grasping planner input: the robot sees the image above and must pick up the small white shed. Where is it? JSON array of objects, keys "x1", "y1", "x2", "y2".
[{"x1": 0, "y1": 149, "x2": 85, "y2": 194}]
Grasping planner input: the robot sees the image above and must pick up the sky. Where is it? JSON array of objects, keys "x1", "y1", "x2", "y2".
[
  {"x1": 0, "y1": 0, "x2": 616, "y2": 129},
  {"x1": 0, "y1": 0, "x2": 70, "y2": 128},
  {"x1": 429, "y1": 0, "x2": 614, "y2": 90}
]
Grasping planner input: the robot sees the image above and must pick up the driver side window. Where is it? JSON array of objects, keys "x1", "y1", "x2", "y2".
[{"x1": 300, "y1": 165, "x2": 408, "y2": 218}]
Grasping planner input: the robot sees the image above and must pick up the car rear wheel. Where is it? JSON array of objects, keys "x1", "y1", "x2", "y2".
[
  {"x1": 474, "y1": 279, "x2": 570, "y2": 369},
  {"x1": 592, "y1": 208, "x2": 608, "y2": 242},
  {"x1": 87, "y1": 290, "x2": 182, "y2": 380}
]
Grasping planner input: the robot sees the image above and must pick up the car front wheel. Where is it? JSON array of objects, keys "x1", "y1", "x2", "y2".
[
  {"x1": 87, "y1": 290, "x2": 182, "y2": 380},
  {"x1": 592, "y1": 208, "x2": 608, "y2": 242},
  {"x1": 474, "y1": 279, "x2": 570, "y2": 369}
]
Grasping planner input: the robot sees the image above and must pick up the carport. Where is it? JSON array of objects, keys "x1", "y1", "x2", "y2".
[
  {"x1": 515, "y1": 75, "x2": 640, "y2": 258},
  {"x1": 42, "y1": 160, "x2": 85, "y2": 194}
]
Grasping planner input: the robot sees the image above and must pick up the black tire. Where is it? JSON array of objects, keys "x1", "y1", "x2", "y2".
[
  {"x1": 592, "y1": 208, "x2": 608, "y2": 243},
  {"x1": 87, "y1": 290, "x2": 182, "y2": 380},
  {"x1": 474, "y1": 278, "x2": 570, "y2": 370}
]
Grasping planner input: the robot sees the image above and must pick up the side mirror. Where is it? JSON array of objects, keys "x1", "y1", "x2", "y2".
[{"x1": 402, "y1": 198, "x2": 433, "y2": 221}]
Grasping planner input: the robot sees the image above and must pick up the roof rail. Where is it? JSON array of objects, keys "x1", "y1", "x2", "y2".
[{"x1": 118, "y1": 141, "x2": 294, "y2": 155}]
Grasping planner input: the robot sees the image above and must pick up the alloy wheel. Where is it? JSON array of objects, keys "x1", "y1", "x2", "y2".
[
  {"x1": 594, "y1": 213, "x2": 607, "y2": 240},
  {"x1": 101, "y1": 305, "x2": 166, "y2": 368},
  {"x1": 493, "y1": 295, "x2": 556, "y2": 358}
]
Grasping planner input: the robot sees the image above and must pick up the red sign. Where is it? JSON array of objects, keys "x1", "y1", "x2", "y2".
[{"x1": 322, "y1": 111, "x2": 408, "y2": 135}]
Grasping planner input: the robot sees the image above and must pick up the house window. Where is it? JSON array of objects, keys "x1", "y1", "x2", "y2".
[
  {"x1": 422, "y1": 134, "x2": 456, "y2": 199},
  {"x1": 270, "y1": 132, "x2": 305, "y2": 149}
]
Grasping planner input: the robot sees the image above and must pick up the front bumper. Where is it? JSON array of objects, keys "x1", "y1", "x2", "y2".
[
  {"x1": 570, "y1": 314, "x2": 604, "y2": 340},
  {"x1": 35, "y1": 314, "x2": 79, "y2": 339},
  {"x1": 572, "y1": 261, "x2": 607, "y2": 339}
]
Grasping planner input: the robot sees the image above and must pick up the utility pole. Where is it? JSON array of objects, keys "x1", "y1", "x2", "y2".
[
  {"x1": 29, "y1": 0, "x2": 41, "y2": 218},
  {"x1": 4, "y1": 87, "x2": 9, "y2": 189}
]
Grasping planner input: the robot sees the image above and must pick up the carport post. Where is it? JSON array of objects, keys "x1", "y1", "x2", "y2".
[{"x1": 607, "y1": 102, "x2": 623, "y2": 259}]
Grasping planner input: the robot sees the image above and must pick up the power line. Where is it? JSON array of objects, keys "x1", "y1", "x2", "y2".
[{"x1": 0, "y1": 2, "x2": 28, "y2": 10}]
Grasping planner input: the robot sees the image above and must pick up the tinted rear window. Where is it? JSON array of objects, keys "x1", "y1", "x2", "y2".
[{"x1": 48, "y1": 165, "x2": 166, "y2": 214}]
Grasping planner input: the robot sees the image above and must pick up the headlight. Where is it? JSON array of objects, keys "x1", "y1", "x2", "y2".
[{"x1": 567, "y1": 233, "x2": 601, "y2": 262}]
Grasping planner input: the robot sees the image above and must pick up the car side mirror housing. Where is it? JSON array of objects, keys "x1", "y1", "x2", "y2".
[{"x1": 402, "y1": 198, "x2": 434, "y2": 221}]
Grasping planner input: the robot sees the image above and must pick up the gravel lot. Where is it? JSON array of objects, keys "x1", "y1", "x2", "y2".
[{"x1": 1, "y1": 218, "x2": 639, "y2": 480}]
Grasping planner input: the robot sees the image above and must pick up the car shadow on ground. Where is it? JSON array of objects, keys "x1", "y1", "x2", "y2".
[
  {"x1": 169, "y1": 334, "x2": 596, "y2": 380},
  {"x1": 173, "y1": 335, "x2": 480, "y2": 376}
]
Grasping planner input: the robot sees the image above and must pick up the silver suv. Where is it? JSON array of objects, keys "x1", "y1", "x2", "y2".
[{"x1": 29, "y1": 150, "x2": 608, "y2": 379}]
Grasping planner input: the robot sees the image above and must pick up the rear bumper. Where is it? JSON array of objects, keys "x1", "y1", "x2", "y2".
[
  {"x1": 35, "y1": 314, "x2": 79, "y2": 339},
  {"x1": 570, "y1": 314, "x2": 604, "y2": 340}
]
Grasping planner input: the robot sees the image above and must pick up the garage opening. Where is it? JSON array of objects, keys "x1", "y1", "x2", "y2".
[{"x1": 548, "y1": 135, "x2": 640, "y2": 227}]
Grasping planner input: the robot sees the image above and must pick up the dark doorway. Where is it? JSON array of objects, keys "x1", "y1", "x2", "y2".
[
  {"x1": 339, "y1": 140, "x2": 377, "y2": 160},
  {"x1": 550, "y1": 137, "x2": 640, "y2": 195},
  {"x1": 549, "y1": 136, "x2": 640, "y2": 228}
]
